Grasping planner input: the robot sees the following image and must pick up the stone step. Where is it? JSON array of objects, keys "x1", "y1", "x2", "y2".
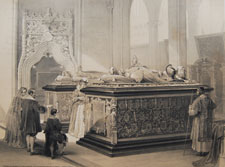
[{"x1": 77, "y1": 134, "x2": 191, "y2": 157}]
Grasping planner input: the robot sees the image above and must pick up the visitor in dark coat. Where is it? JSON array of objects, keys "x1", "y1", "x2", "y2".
[{"x1": 20, "y1": 88, "x2": 42, "y2": 155}]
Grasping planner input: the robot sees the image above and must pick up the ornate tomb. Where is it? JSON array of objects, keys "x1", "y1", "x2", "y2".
[{"x1": 77, "y1": 82, "x2": 211, "y2": 156}]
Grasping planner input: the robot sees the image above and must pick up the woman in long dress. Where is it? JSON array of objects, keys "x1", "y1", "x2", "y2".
[
  {"x1": 73, "y1": 98, "x2": 85, "y2": 138},
  {"x1": 4, "y1": 87, "x2": 27, "y2": 148},
  {"x1": 69, "y1": 80, "x2": 87, "y2": 139}
]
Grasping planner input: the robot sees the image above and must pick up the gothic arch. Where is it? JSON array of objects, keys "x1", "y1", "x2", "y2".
[{"x1": 18, "y1": 41, "x2": 72, "y2": 88}]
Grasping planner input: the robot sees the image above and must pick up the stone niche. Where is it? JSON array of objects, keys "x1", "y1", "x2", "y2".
[
  {"x1": 17, "y1": 8, "x2": 76, "y2": 90},
  {"x1": 189, "y1": 33, "x2": 225, "y2": 115}
]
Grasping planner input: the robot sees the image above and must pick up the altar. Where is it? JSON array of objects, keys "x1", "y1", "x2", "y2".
[{"x1": 77, "y1": 83, "x2": 212, "y2": 157}]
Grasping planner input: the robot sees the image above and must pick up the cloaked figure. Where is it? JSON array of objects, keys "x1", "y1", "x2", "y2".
[
  {"x1": 189, "y1": 87, "x2": 216, "y2": 156},
  {"x1": 4, "y1": 87, "x2": 27, "y2": 148},
  {"x1": 20, "y1": 88, "x2": 43, "y2": 155}
]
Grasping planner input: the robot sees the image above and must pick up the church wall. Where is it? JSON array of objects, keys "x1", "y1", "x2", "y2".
[
  {"x1": 187, "y1": 0, "x2": 225, "y2": 65},
  {"x1": 0, "y1": 0, "x2": 14, "y2": 113},
  {"x1": 112, "y1": 0, "x2": 132, "y2": 70},
  {"x1": 17, "y1": 0, "x2": 124, "y2": 71},
  {"x1": 81, "y1": 0, "x2": 111, "y2": 72},
  {"x1": 187, "y1": 0, "x2": 225, "y2": 117},
  {"x1": 130, "y1": 0, "x2": 149, "y2": 68}
]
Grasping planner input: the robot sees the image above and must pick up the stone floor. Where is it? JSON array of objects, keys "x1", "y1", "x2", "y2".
[
  {"x1": 0, "y1": 127, "x2": 200, "y2": 167},
  {"x1": 63, "y1": 143, "x2": 200, "y2": 167},
  {"x1": 0, "y1": 122, "x2": 224, "y2": 167}
]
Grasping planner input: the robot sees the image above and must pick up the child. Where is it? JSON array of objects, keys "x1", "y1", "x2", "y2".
[{"x1": 44, "y1": 108, "x2": 63, "y2": 159}]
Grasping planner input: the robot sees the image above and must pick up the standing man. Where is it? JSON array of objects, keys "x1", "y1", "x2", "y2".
[
  {"x1": 20, "y1": 88, "x2": 42, "y2": 155},
  {"x1": 189, "y1": 87, "x2": 216, "y2": 156}
]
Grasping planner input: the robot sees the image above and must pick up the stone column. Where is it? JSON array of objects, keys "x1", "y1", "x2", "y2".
[
  {"x1": 144, "y1": 0, "x2": 163, "y2": 70},
  {"x1": 74, "y1": 0, "x2": 82, "y2": 71},
  {"x1": 112, "y1": 0, "x2": 122, "y2": 69},
  {"x1": 12, "y1": 0, "x2": 19, "y2": 95},
  {"x1": 149, "y1": 19, "x2": 159, "y2": 70},
  {"x1": 106, "y1": 0, "x2": 114, "y2": 67},
  {"x1": 186, "y1": 0, "x2": 202, "y2": 65},
  {"x1": 121, "y1": 0, "x2": 132, "y2": 70},
  {"x1": 168, "y1": 0, "x2": 187, "y2": 67},
  {"x1": 112, "y1": 0, "x2": 132, "y2": 70}
]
